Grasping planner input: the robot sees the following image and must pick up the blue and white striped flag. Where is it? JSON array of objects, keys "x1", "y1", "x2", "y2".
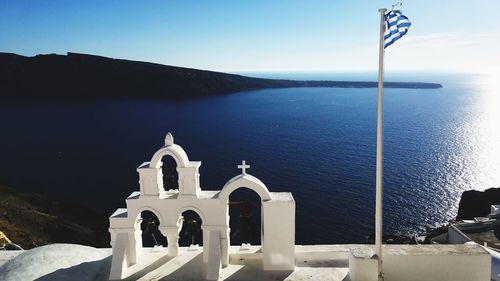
[{"x1": 384, "y1": 9, "x2": 411, "y2": 48}]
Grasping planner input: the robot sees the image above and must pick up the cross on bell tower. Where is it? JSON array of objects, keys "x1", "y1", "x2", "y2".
[{"x1": 238, "y1": 160, "x2": 250, "y2": 175}]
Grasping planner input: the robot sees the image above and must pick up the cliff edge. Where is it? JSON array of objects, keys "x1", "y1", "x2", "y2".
[
  {"x1": 456, "y1": 187, "x2": 500, "y2": 220},
  {"x1": 0, "y1": 52, "x2": 443, "y2": 100},
  {"x1": 0, "y1": 184, "x2": 109, "y2": 249}
]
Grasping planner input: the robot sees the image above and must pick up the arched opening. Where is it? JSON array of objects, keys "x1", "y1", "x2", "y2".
[
  {"x1": 228, "y1": 187, "x2": 262, "y2": 245},
  {"x1": 161, "y1": 155, "x2": 178, "y2": 191},
  {"x1": 138, "y1": 210, "x2": 166, "y2": 247},
  {"x1": 178, "y1": 210, "x2": 203, "y2": 247}
]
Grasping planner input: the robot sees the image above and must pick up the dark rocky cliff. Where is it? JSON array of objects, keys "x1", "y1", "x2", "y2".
[
  {"x1": 0, "y1": 184, "x2": 109, "y2": 249},
  {"x1": 0, "y1": 52, "x2": 442, "y2": 100},
  {"x1": 456, "y1": 187, "x2": 500, "y2": 220}
]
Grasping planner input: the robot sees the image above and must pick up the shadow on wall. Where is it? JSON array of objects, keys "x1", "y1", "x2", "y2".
[
  {"x1": 222, "y1": 259, "x2": 293, "y2": 281},
  {"x1": 158, "y1": 253, "x2": 204, "y2": 281},
  {"x1": 124, "y1": 255, "x2": 174, "y2": 281},
  {"x1": 35, "y1": 256, "x2": 112, "y2": 281},
  {"x1": 156, "y1": 253, "x2": 295, "y2": 281}
]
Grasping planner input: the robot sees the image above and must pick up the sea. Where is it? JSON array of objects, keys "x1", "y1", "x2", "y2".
[{"x1": 0, "y1": 72, "x2": 499, "y2": 244}]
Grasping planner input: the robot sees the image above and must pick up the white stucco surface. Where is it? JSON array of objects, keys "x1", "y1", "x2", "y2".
[
  {"x1": 479, "y1": 245, "x2": 500, "y2": 281},
  {"x1": 382, "y1": 244, "x2": 490, "y2": 281},
  {"x1": 0, "y1": 245, "x2": 351, "y2": 281},
  {"x1": 0, "y1": 251, "x2": 22, "y2": 267},
  {"x1": 0, "y1": 244, "x2": 492, "y2": 281},
  {"x1": 0, "y1": 244, "x2": 112, "y2": 281}
]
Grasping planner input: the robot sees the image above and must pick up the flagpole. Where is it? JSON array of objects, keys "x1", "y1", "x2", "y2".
[{"x1": 376, "y1": 7, "x2": 387, "y2": 281}]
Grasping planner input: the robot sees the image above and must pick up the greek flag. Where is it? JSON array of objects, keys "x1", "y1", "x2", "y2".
[{"x1": 384, "y1": 9, "x2": 411, "y2": 48}]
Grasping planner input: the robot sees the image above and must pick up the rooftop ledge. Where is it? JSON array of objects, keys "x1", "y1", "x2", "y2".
[
  {"x1": 123, "y1": 191, "x2": 294, "y2": 201},
  {"x1": 0, "y1": 244, "x2": 490, "y2": 281}
]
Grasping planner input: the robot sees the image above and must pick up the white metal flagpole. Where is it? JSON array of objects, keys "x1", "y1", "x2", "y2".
[{"x1": 376, "y1": 7, "x2": 387, "y2": 281}]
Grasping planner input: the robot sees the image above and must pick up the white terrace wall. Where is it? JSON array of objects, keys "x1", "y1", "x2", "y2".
[
  {"x1": 349, "y1": 244, "x2": 491, "y2": 281},
  {"x1": 262, "y1": 193, "x2": 295, "y2": 270},
  {"x1": 384, "y1": 245, "x2": 490, "y2": 281}
]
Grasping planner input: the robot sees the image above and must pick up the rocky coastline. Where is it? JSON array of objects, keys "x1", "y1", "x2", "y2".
[
  {"x1": 456, "y1": 187, "x2": 500, "y2": 220},
  {"x1": 0, "y1": 52, "x2": 443, "y2": 101},
  {"x1": 0, "y1": 184, "x2": 109, "y2": 249}
]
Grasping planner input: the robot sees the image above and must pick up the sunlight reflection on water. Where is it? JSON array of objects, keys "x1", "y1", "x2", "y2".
[
  {"x1": 427, "y1": 74, "x2": 500, "y2": 226},
  {"x1": 469, "y1": 74, "x2": 500, "y2": 189}
]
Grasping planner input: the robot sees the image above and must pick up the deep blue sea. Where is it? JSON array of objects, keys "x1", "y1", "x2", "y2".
[{"x1": 1, "y1": 72, "x2": 499, "y2": 244}]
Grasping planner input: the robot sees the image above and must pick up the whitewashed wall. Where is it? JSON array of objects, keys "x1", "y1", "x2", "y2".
[{"x1": 349, "y1": 244, "x2": 491, "y2": 281}]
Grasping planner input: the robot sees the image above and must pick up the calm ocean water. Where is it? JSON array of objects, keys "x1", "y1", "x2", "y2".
[{"x1": 1, "y1": 72, "x2": 499, "y2": 244}]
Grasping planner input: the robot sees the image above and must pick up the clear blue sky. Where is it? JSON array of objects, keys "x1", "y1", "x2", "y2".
[{"x1": 1, "y1": 0, "x2": 499, "y2": 73}]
